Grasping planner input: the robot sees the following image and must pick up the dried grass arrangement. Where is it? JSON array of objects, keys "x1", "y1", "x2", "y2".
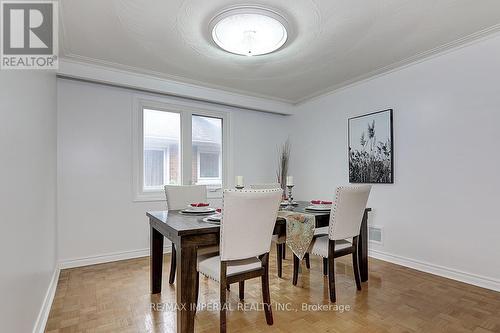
[{"x1": 276, "y1": 139, "x2": 291, "y2": 195}]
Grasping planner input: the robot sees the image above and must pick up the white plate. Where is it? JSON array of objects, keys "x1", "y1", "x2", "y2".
[
  {"x1": 305, "y1": 205, "x2": 331, "y2": 211},
  {"x1": 280, "y1": 201, "x2": 298, "y2": 206},
  {"x1": 208, "y1": 213, "x2": 221, "y2": 220},
  {"x1": 181, "y1": 207, "x2": 216, "y2": 214},
  {"x1": 202, "y1": 216, "x2": 221, "y2": 224}
]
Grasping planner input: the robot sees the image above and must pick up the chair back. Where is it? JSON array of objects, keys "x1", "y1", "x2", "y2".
[
  {"x1": 329, "y1": 186, "x2": 371, "y2": 240},
  {"x1": 164, "y1": 185, "x2": 207, "y2": 210},
  {"x1": 249, "y1": 183, "x2": 281, "y2": 190},
  {"x1": 220, "y1": 189, "x2": 282, "y2": 261}
]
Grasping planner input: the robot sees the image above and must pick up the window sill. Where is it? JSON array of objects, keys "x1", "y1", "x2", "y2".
[{"x1": 133, "y1": 188, "x2": 223, "y2": 202}]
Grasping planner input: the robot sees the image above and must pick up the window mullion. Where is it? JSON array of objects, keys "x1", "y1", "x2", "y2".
[{"x1": 181, "y1": 110, "x2": 193, "y2": 185}]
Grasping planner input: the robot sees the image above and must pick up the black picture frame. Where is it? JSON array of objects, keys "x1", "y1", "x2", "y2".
[{"x1": 348, "y1": 109, "x2": 394, "y2": 184}]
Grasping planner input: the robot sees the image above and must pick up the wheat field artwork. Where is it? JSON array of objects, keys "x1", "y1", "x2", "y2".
[{"x1": 348, "y1": 109, "x2": 393, "y2": 184}]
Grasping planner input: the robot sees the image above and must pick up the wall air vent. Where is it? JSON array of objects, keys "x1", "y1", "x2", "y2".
[{"x1": 368, "y1": 225, "x2": 383, "y2": 244}]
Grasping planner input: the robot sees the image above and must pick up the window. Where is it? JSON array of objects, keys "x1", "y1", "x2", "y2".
[
  {"x1": 143, "y1": 109, "x2": 180, "y2": 190},
  {"x1": 133, "y1": 97, "x2": 229, "y2": 201}
]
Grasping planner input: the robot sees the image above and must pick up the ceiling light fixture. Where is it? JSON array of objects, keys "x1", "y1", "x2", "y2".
[{"x1": 209, "y1": 6, "x2": 289, "y2": 56}]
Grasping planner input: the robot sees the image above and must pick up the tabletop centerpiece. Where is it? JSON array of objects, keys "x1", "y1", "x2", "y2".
[{"x1": 277, "y1": 139, "x2": 291, "y2": 200}]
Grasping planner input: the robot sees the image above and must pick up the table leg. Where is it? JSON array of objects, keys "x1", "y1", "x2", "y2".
[
  {"x1": 358, "y1": 210, "x2": 369, "y2": 282},
  {"x1": 176, "y1": 244, "x2": 197, "y2": 333},
  {"x1": 151, "y1": 225, "x2": 164, "y2": 294}
]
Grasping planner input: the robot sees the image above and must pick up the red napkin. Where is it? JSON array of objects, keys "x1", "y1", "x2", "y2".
[
  {"x1": 311, "y1": 200, "x2": 333, "y2": 205},
  {"x1": 216, "y1": 208, "x2": 222, "y2": 213},
  {"x1": 190, "y1": 203, "x2": 209, "y2": 207}
]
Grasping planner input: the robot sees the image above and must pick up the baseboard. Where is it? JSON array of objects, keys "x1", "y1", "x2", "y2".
[
  {"x1": 33, "y1": 267, "x2": 60, "y2": 333},
  {"x1": 59, "y1": 246, "x2": 172, "y2": 269},
  {"x1": 369, "y1": 249, "x2": 500, "y2": 292}
]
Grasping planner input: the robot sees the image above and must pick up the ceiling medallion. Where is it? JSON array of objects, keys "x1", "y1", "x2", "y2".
[{"x1": 209, "y1": 6, "x2": 289, "y2": 56}]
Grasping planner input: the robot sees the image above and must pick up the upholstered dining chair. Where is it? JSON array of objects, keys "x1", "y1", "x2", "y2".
[
  {"x1": 293, "y1": 186, "x2": 371, "y2": 302},
  {"x1": 197, "y1": 188, "x2": 282, "y2": 333},
  {"x1": 248, "y1": 183, "x2": 295, "y2": 277},
  {"x1": 164, "y1": 185, "x2": 219, "y2": 284},
  {"x1": 249, "y1": 183, "x2": 281, "y2": 190}
]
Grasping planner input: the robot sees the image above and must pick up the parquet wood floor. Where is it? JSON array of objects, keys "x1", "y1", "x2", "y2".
[{"x1": 45, "y1": 249, "x2": 500, "y2": 333}]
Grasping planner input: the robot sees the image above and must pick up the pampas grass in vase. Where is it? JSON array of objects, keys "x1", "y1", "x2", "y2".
[{"x1": 276, "y1": 139, "x2": 291, "y2": 199}]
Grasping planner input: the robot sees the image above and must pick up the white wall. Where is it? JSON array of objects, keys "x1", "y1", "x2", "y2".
[
  {"x1": 0, "y1": 71, "x2": 57, "y2": 332},
  {"x1": 57, "y1": 79, "x2": 289, "y2": 264},
  {"x1": 290, "y1": 33, "x2": 500, "y2": 290}
]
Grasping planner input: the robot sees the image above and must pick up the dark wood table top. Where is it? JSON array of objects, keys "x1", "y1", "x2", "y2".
[
  {"x1": 147, "y1": 210, "x2": 220, "y2": 236},
  {"x1": 147, "y1": 202, "x2": 373, "y2": 238},
  {"x1": 146, "y1": 201, "x2": 337, "y2": 237}
]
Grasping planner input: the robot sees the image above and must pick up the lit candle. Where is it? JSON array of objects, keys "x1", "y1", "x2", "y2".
[
  {"x1": 286, "y1": 176, "x2": 294, "y2": 186},
  {"x1": 236, "y1": 176, "x2": 244, "y2": 187}
]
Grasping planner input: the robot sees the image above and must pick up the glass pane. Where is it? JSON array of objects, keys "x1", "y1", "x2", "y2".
[
  {"x1": 144, "y1": 150, "x2": 164, "y2": 187},
  {"x1": 192, "y1": 115, "x2": 222, "y2": 186},
  {"x1": 200, "y1": 152, "x2": 219, "y2": 178},
  {"x1": 143, "y1": 109, "x2": 181, "y2": 190}
]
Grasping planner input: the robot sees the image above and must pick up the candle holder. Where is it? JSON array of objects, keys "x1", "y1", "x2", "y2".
[{"x1": 286, "y1": 185, "x2": 294, "y2": 209}]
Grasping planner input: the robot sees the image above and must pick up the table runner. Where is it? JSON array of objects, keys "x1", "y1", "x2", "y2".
[{"x1": 277, "y1": 210, "x2": 315, "y2": 260}]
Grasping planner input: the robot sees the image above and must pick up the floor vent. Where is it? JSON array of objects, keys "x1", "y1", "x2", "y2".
[{"x1": 368, "y1": 225, "x2": 383, "y2": 244}]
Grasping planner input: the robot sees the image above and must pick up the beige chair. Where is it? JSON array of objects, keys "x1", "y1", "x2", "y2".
[
  {"x1": 197, "y1": 188, "x2": 282, "y2": 333},
  {"x1": 249, "y1": 183, "x2": 294, "y2": 277},
  {"x1": 164, "y1": 185, "x2": 219, "y2": 284},
  {"x1": 294, "y1": 186, "x2": 371, "y2": 302}
]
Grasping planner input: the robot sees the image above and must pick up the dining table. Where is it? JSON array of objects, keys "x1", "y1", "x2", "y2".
[{"x1": 147, "y1": 201, "x2": 371, "y2": 333}]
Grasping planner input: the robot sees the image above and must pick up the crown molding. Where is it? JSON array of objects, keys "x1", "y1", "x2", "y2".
[
  {"x1": 57, "y1": 57, "x2": 296, "y2": 115},
  {"x1": 58, "y1": 23, "x2": 500, "y2": 110},
  {"x1": 61, "y1": 52, "x2": 296, "y2": 104},
  {"x1": 294, "y1": 23, "x2": 500, "y2": 105}
]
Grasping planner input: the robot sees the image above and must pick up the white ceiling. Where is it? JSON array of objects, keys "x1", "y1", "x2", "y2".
[{"x1": 60, "y1": 0, "x2": 500, "y2": 104}]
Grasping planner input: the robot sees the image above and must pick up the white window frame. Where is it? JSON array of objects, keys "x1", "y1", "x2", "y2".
[{"x1": 132, "y1": 95, "x2": 230, "y2": 202}]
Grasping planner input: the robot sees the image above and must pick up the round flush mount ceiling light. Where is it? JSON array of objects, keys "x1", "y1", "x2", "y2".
[{"x1": 209, "y1": 6, "x2": 289, "y2": 56}]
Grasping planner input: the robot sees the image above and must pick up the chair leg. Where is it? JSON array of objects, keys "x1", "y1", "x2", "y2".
[
  {"x1": 261, "y1": 254, "x2": 273, "y2": 325},
  {"x1": 220, "y1": 262, "x2": 227, "y2": 333},
  {"x1": 239, "y1": 281, "x2": 245, "y2": 301},
  {"x1": 323, "y1": 258, "x2": 328, "y2": 276},
  {"x1": 305, "y1": 253, "x2": 310, "y2": 269},
  {"x1": 276, "y1": 243, "x2": 283, "y2": 278},
  {"x1": 292, "y1": 254, "x2": 299, "y2": 286},
  {"x1": 282, "y1": 244, "x2": 286, "y2": 259},
  {"x1": 169, "y1": 243, "x2": 176, "y2": 284},
  {"x1": 328, "y1": 240, "x2": 336, "y2": 302},
  {"x1": 352, "y1": 236, "x2": 362, "y2": 291}
]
